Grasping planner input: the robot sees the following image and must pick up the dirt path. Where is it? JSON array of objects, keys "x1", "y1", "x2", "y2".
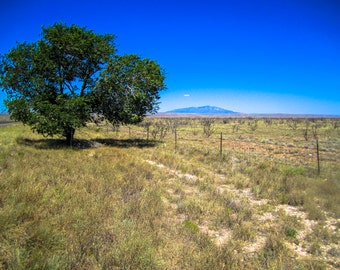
[{"x1": 146, "y1": 159, "x2": 339, "y2": 268}]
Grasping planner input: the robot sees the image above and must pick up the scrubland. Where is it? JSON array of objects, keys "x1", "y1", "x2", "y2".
[{"x1": 0, "y1": 116, "x2": 339, "y2": 269}]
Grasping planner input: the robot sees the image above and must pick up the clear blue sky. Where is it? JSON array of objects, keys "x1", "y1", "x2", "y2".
[{"x1": 1, "y1": 0, "x2": 339, "y2": 115}]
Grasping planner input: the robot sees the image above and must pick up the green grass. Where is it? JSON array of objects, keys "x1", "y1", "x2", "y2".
[{"x1": 1, "y1": 118, "x2": 339, "y2": 269}]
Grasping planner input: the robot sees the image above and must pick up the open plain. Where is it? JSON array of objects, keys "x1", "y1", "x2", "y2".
[{"x1": 0, "y1": 116, "x2": 339, "y2": 269}]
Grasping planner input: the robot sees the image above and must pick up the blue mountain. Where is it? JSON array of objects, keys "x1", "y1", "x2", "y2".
[{"x1": 166, "y1": 106, "x2": 238, "y2": 115}]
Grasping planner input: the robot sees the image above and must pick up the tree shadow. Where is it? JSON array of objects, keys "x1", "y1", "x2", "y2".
[
  {"x1": 16, "y1": 137, "x2": 159, "y2": 150},
  {"x1": 95, "y1": 138, "x2": 159, "y2": 148}
]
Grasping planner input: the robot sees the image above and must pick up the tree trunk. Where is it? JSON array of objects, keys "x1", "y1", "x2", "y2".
[{"x1": 65, "y1": 127, "x2": 75, "y2": 147}]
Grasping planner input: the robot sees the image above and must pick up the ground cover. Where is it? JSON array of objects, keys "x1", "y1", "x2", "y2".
[{"x1": 0, "y1": 117, "x2": 339, "y2": 269}]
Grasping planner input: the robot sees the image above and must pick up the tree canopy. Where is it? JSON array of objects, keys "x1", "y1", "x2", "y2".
[{"x1": 0, "y1": 23, "x2": 166, "y2": 145}]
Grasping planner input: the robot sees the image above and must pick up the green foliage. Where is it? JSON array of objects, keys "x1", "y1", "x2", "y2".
[
  {"x1": 285, "y1": 227, "x2": 298, "y2": 239},
  {"x1": 93, "y1": 54, "x2": 165, "y2": 126},
  {"x1": 183, "y1": 220, "x2": 200, "y2": 234},
  {"x1": 0, "y1": 23, "x2": 166, "y2": 145}
]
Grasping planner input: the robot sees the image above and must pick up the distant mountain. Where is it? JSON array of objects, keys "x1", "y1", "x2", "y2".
[{"x1": 166, "y1": 106, "x2": 238, "y2": 115}]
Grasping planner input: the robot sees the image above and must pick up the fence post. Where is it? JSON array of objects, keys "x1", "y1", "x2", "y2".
[
  {"x1": 220, "y1": 132, "x2": 223, "y2": 157},
  {"x1": 316, "y1": 139, "x2": 320, "y2": 175}
]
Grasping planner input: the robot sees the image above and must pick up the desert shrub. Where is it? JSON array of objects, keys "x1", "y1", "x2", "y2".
[{"x1": 201, "y1": 119, "x2": 215, "y2": 137}]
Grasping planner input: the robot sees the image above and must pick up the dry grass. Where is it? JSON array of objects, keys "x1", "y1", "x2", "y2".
[{"x1": 0, "y1": 118, "x2": 339, "y2": 269}]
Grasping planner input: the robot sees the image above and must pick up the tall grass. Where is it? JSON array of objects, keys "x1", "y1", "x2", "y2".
[{"x1": 1, "y1": 118, "x2": 339, "y2": 269}]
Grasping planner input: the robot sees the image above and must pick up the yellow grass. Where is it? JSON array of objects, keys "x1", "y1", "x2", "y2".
[{"x1": 0, "y1": 117, "x2": 339, "y2": 269}]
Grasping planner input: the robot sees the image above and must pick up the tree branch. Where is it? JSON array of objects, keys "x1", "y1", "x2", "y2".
[{"x1": 64, "y1": 80, "x2": 74, "y2": 95}]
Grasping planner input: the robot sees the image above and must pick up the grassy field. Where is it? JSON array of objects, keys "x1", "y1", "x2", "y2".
[
  {"x1": 0, "y1": 117, "x2": 339, "y2": 269},
  {"x1": 0, "y1": 114, "x2": 13, "y2": 125}
]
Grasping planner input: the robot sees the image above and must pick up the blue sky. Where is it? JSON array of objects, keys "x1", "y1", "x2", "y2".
[{"x1": 1, "y1": 0, "x2": 339, "y2": 115}]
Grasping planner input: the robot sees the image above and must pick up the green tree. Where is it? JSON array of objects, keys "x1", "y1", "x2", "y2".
[
  {"x1": 93, "y1": 54, "x2": 165, "y2": 126},
  {"x1": 0, "y1": 23, "x2": 165, "y2": 145}
]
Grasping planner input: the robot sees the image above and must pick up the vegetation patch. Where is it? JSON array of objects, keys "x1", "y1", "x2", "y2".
[{"x1": 1, "y1": 117, "x2": 339, "y2": 269}]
